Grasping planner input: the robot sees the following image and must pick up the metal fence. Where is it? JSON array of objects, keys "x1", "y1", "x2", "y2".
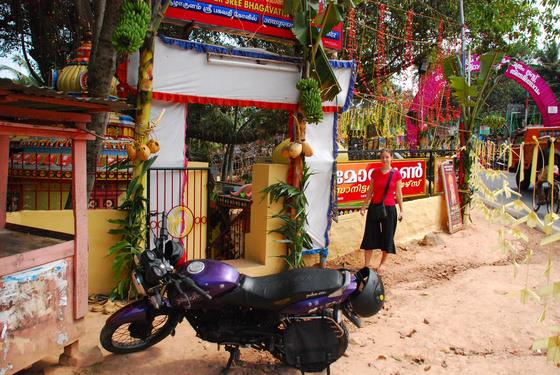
[
  {"x1": 208, "y1": 194, "x2": 251, "y2": 260},
  {"x1": 146, "y1": 166, "x2": 209, "y2": 261}
]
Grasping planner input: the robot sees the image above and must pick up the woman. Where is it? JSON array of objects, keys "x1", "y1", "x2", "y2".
[{"x1": 359, "y1": 148, "x2": 404, "y2": 271}]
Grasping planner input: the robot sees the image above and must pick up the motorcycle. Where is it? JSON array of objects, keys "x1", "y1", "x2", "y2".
[{"x1": 100, "y1": 212, "x2": 385, "y2": 374}]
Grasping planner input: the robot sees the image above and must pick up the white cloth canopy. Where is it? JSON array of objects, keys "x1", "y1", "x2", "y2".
[{"x1": 126, "y1": 36, "x2": 356, "y2": 254}]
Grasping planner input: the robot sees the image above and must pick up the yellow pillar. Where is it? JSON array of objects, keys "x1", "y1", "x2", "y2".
[{"x1": 229, "y1": 163, "x2": 289, "y2": 276}]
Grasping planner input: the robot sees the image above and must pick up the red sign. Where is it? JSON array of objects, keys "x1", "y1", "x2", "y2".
[
  {"x1": 441, "y1": 161, "x2": 463, "y2": 233},
  {"x1": 337, "y1": 159, "x2": 428, "y2": 207},
  {"x1": 166, "y1": 0, "x2": 343, "y2": 50}
]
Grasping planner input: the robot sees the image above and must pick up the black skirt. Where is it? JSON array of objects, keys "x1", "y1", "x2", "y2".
[{"x1": 360, "y1": 204, "x2": 398, "y2": 253}]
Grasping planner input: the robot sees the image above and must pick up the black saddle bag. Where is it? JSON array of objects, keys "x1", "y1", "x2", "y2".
[{"x1": 284, "y1": 319, "x2": 342, "y2": 372}]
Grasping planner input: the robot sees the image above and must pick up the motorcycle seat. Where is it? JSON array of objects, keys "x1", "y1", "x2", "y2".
[{"x1": 220, "y1": 268, "x2": 345, "y2": 310}]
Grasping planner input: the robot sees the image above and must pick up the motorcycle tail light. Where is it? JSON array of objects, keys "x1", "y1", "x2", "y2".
[{"x1": 132, "y1": 271, "x2": 146, "y2": 296}]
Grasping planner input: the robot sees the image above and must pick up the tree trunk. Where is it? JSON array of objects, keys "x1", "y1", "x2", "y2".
[
  {"x1": 86, "y1": 0, "x2": 123, "y2": 194},
  {"x1": 221, "y1": 143, "x2": 234, "y2": 182},
  {"x1": 134, "y1": 0, "x2": 171, "y2": 153},
  {"x1": 460, "y1": 130, "x2": 473, "y2": 222},
  {"x1": 74, "y1": 0, "x2": 94, "y2": 48}
]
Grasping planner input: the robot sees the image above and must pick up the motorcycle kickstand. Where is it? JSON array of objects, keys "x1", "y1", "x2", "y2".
[{"x1": 221, "y1": 345, "x2": 241, "y2": 374}]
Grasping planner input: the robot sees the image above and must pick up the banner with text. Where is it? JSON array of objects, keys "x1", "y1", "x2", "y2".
[
  {"x1": 166, "y1": 0, "x2": 343, "y2": 50},
  {"x1": 337, "y1": 159, "x2": 427, "y2": 207}
]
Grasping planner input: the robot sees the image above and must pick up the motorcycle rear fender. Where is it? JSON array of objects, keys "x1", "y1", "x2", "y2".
[{"x1": 104, "y1": 298, "x2": 173, "y2": 328}]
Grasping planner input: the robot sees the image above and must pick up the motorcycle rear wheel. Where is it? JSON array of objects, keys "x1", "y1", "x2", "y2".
[{"x1": 100, "y1": 310, "x2": 180, "y2": 354}]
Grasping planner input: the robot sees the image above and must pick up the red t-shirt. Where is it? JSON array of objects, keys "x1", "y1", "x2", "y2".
[{"x1": 369, "y1": 168, "x2": 402, "y2": 206}]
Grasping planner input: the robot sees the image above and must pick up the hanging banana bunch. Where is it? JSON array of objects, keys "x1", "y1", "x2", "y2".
[
  {"x1": 112, "y1": 0, "x2": 151, "y2": 54},
  {"x1": 296, "y1": 78, "x2": 323, "y2": 124}
]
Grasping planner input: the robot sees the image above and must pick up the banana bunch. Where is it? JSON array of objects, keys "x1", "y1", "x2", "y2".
[
  {"x1": 112, "y1": 0, "x2": 151, "y2": 54},
  {"x1": 296, "y1": 78, "x2": 323, "y2": 124}
]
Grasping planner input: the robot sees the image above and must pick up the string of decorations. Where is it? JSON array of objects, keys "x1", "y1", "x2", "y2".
[
  {"x1": 368, "y1": 0, "x2": 462, "y2": 27},
  {"x1": 375, "y1": 3, "x2": 386, "y2": 99},
  {"x1": 348, "y1": 93, "x2": 462, "y2": 132},
  {"x1": 404, "y1": 10, "x2": 414, "y2": 68},
  {"x1": 343, "y1": 0, "x2": 464, "y2": 145}
]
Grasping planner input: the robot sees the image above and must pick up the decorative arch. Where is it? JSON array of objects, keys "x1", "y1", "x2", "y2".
[{"x1": 407, "y1": 56, "x2": 560, "y2": 147}]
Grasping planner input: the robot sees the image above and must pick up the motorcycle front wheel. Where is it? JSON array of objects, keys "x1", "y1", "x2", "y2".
[{"x1": 100, "y1": 309, "x2": 180, "y2": 354}]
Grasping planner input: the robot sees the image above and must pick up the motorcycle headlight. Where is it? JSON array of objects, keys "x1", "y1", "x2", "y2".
[{"x1": 132, "y1": 271, "x2": 146, "y2": 295}]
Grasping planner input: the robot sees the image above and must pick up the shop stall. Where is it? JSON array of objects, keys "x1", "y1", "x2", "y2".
[{"x1": 0, "y1": 79, "x2": 126, "y2": 374}]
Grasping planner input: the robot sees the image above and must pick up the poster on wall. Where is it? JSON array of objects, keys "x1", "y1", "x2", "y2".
[
  {"x1": 441, "y1": 161, "x2": 463, "y2": 233},
  {"x1": 336, "y1": 159, "x2": 427, "y2": 208},
  {"x1": 433, "y1": 156, "x2": 453, "y2": 194},
  {"x1": 166, "y1": 0, "x2": 343, "y2": 50}
]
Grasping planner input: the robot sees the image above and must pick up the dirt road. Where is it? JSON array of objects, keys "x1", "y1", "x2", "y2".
[{"x1": 34, "y1": 211, "x2": 560, "y2": 375}]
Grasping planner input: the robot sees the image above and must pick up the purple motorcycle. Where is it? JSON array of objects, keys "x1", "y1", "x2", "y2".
[{"x1": 100, "y1": 212, "x2": 384, "y2": 374}]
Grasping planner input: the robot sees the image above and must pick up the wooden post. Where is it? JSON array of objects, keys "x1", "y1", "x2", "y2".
[
  {"x1": 0, "y1": 136, "x2": 9, "y2": 229},
  {"x1": 72, "y1": 126, "x2": 88, "y2": 319}
]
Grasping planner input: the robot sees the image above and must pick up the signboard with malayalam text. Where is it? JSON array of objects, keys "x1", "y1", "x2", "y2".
[
  {"x1": 336, "y1": 159, "x2": 428, "y2": 208},
  {"x1": 441, "y1": 161, "x2": 463, "y2": 233},
  {"x1": 166, "y1": 0, "x2": 343, "y2": 50}
]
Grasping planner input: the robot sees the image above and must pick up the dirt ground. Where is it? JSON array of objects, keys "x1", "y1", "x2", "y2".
[{"x1": 28, "y1": 211, "x2": 560, "y2": 375}]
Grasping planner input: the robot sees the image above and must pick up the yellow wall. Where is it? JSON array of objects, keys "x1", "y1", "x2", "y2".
[
  {"x1": 7, "y1": 209, "x2": 126, "y2": 295},
  {"x1": 228, "y1": 164, "x2": 447, "y2": 275},
  {"x1": 327, "y1": 195, "x2": 447, "y2": 260},
  {"x1": 6, "y1": 166, "x2": 447, "y2": 290},
  {"x1": 225, "y1": 163, "x2": 289, "y2": 276}
]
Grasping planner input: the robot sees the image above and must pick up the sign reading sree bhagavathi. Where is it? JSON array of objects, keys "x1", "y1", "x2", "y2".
[{"x1": 166, "y1": 0, "x2": 343, "y2": 50}]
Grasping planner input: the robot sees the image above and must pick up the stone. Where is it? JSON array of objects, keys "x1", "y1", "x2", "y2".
[{"x1": 418, "y1": 233, "x2": 444, "y2": 247}]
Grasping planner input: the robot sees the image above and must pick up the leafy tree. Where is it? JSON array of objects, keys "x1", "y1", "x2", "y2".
[
  {"x1": 0, "y1": 0, "x2": 125, "y2": 194},
  {"x1": 187, "y1": 105, "x2": 288, "y2": 181},
  {"x1": 0, "y1": 0, "x2": 83, "y2": 85},
  {"x1": 351, "y1": 0, "x2": 552, "y2": 92},
  {"x1": 533, "y1": 42, "x2": 560, "y2": 99}
]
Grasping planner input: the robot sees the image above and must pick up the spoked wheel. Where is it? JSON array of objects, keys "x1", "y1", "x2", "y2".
[
  {"x1": 542, "y1": 182, "x2": 558, "y2": 214},
  {"x1": 100, "y1": 309, "x2": 179, "y2": 354},
  {"x1": 552, "y1": 182, "x2": 560, "y2": 214},
  {"x1": 533, "y1": 183, "x2": 544, "y2": 212}
]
